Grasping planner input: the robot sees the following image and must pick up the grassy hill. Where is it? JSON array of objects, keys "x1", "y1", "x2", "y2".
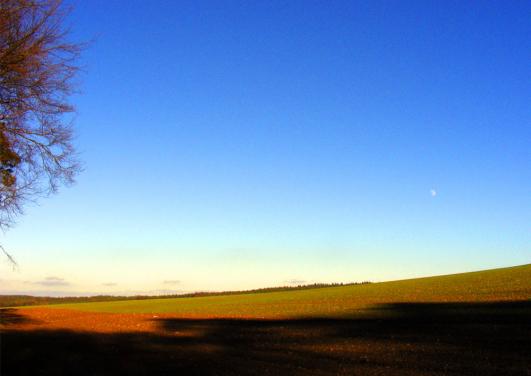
[{"x1": 32, "y1": 264, "x2": 531, "y2": 318}]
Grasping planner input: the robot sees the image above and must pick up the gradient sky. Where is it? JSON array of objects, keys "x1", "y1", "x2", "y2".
[{"x1": 1, "y1": 0, "x2": 529, "y2": 296}]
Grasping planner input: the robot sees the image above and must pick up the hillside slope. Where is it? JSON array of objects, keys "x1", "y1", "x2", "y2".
[{"x1": 34, "y1": 264, "x2": 531, "y2": 318}]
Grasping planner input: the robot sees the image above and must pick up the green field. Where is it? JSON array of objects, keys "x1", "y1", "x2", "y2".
[
  {"x1": 37, "y1": 264, "x2": 531, "y2": 318},
  {"x1": 6, "y1": 264, "x2": 531, "y2": 375}
]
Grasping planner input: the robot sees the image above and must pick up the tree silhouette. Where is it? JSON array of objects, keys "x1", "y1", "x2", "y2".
[{"x1": 0, "y1": 0, "x2": 83, "y2": 263}]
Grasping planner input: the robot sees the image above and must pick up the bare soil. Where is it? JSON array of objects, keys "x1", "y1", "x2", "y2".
[{"x1": 1, "y1": 301, "x2": 530, "y2": 375}]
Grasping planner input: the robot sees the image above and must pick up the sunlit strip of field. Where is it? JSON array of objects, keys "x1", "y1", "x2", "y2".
[{"x1": 29, "y1": 264, "x2": 531, "y2": 318}]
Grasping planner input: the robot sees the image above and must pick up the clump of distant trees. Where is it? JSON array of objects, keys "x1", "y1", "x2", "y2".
[
  {"x1": 0, "y1": 295, "x2": 121, "y2": 308},
  {"x1": 179, "y1": 281, "x2": 372, "y2": 298}
]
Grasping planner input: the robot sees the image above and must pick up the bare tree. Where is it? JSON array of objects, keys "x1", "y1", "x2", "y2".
[{"x1": 0, "y1": 0, "x2": 83, "y2": 262}]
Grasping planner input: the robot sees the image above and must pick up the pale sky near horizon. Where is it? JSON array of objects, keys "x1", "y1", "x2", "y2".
[{"x1": 1, "y1": 0, "x2": 530, "y2": 296}]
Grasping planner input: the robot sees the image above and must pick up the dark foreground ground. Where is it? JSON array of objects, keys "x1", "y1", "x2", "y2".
[{"x1": 1, "y1": 301, "x2": 530, "y2": 375}]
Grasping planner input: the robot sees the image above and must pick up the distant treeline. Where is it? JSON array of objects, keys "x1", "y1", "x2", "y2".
[
  {"x1": 0, "y1": 281, "x2": 371, "y2": 308},
  {"x1": 0, "y1": 295, "x2": 137, "y2": 308},
  {"x1": 179, "y1": 282, "x2": 371, "y2": 298}
]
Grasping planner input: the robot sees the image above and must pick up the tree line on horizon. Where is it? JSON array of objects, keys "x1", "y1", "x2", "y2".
[{"x1": 0, "y1": 281, "x2": 372, "y2": 307}]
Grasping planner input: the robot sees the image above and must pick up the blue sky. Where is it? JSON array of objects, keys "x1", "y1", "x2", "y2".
[{"x1": 1, "y1": 0, "x2": 529, "y2": 296}]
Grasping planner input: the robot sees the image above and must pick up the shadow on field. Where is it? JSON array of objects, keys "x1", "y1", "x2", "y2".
[
  {"x1": 0, "y1": 308, "x2": 40, "y2": 326},
  {"x1": 1, "y1": 301, "x2": 530, "y2": 375}
]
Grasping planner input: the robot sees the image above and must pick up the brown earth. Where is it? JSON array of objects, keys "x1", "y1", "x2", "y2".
[
  {"x1": 1, "y1": 302, "x2": 530, "y2": 375},
  {"x1": 1, "y1": 308, "x2": 201, "y2": 333}
]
